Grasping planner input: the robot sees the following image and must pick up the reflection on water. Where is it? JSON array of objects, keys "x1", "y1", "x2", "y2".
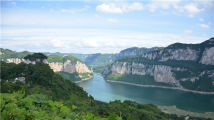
[{"x1": 77, "y1": 73, "x2": 214, "y2": 113}]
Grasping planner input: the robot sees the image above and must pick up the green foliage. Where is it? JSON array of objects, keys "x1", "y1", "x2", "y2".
[
  {"x1": 78, "y1": 72, "x2": 94, "y2": 79},
  {"x1": 171, "y1": 70, "x2": 194, "y2": 80},
  {"x1": 93, "y1": 66, "x2": 106, "y2": 74},
  {"x1": 47, "y1": 55, "x2": 64, "y2": 63},
  {"x1": 43, "y1": 52, "x2": 89, "y2": 62},
  {"x1": 0, "y1": 48, "x2": 31, "y2": 59},
  {"x1": 106, "y1": 74, "x2": 172, "y2": 87},
  {"x1": 0, "y1": 91, "x2": 123, "y2": 120},
  {"x1": 55, "y1": 71, "x2": 82, "y2": 82},
  {"x1": 24, "y1": 53, "x2": 47, "y2": 61},
  {"x1": 180, "y1": 74, "x2": 214, "y2": 92},
  {"x1": 47, "y1": 55, "x2": 83, "y2": 64}
]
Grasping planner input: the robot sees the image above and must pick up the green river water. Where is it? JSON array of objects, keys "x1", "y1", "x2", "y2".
[{"x1": 76, "y1": 73, "x2": 214, "y2": 113}]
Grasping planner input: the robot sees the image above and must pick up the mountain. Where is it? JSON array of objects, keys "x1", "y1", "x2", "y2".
[
  {"x1": 0, "y1": 50, "x2": 93, "y2": 81},
  {"x1": 84, "y1": 47, "x2": 163, "y2": 74},
  {"x1": 42, "y1": 52, "x2": 89, "y2": 62},
  {"x1": 84, "y1": 53, "x2": 118, "y2": 67},
  {"x1": 103, "y1": 38, "x2": 214, "y2": 92},
  {"x1": 117, "y1": 47, "x2": 163, "y2": 59}
]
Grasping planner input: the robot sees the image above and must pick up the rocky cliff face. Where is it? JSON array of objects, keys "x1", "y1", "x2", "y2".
[
  {"x1": 49, "y1": 60, "x2": 93, "y2": 73},
  {"x1": 6, "y1": 58, "x2": 23, "y2": 64},
  {"x1": 103, "y1": 38, "x2": 214, "y2": 90},
  {"x1": 200, "y1": 47, "x2": 214, "y2": 65},
  {"x1": 117, "y1": 47, "x2": 161, "y2": 58},
  {"x1": 142, "y1": 48, "x2": 199, "y2": 61},
  {"x1": 49, "y1": 62, "x2": 64, "y2": 72},
  {"x1": 5, "y1": 58, "x2": 48, "y2": 65},
  {"x1": 103, "y1": 61, "x2": 183, "y2": 87},
  {"x1": 4, "y1": 58, "x2": 92, "y2": 74}
]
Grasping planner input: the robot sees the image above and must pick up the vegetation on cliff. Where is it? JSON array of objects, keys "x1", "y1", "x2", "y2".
[
  {"x1": 24, "y1": 53, "x2": 48, "y2": 61},
  {"x1": 93, "y1": 66, "x2": 106, "y2": 74}
]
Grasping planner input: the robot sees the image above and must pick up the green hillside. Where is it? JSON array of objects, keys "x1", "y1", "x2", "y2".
[
  {"x1": 43, "y1": 52, "x2": 89, "y2": 62},
  {"x1": 0, "y1": 60, "x2": 175, "y2": 120},
  {"x1": 0, "y1": 48, "x2": 31, "y2": 59},
  {"x1": 47, "y1": 55, "x2": 82, "y2": 64}
]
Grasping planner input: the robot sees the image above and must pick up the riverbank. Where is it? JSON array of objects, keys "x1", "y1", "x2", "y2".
[
  {"x1": 106, "y1": 80, "x2": 214, "y2": 94},
  {"x1": 158, "y1": 106, "x2": 214, "y2": 119},
  {"x1": 74, "y1": 75, "x2": 94, "y2": 83}
]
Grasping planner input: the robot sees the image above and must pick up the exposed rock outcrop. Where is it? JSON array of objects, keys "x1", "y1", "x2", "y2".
[
  {"x1": 6, "y1": 58, "x2": 23, "y2": 64},
  {"x1": 200, "y1": 47, "x2": 214, "y2": 65},
  {"x1": 103, "y1": 61, "x2": 182, "y2": 87},
  {"x1": 49, "y1": 62, "x2": 64, "y2": 72},
  {"x1": 142, "y1": 47, "x2": 199, "y2": 61},
  {"x1": 49, "y1": 60, "x2": 93, "y2": 73},
  {"x1": 4, "y1": 58, "x2": 92, "y2": 74}
]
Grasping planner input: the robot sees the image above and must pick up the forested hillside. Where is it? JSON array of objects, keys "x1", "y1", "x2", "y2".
[{"x1": 0, "y1": 58, "x2": 180, "y2": 120}]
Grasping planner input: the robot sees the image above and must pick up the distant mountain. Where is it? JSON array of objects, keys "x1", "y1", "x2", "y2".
[
  {"x1": 83, "y1": 47, "x2": 163, "y2": 68},
  {"x1": 42, "y1": 52, "x2": 89, "y2": 62},
  {"x1": 117, "y1": 47, "x2": 163, "y2": 59},
  {"x1": 103, "y1": 38, "x2": 214, "y2": 92}
]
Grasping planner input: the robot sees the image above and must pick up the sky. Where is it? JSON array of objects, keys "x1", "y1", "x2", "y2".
[{"x1": 1, "y1": 0, "x2": 214, "y2": 54}]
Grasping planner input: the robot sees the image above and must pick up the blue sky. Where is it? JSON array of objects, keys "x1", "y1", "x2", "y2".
[{"x1": 1, "y1": 0, "x2": 213, "y2": 54}]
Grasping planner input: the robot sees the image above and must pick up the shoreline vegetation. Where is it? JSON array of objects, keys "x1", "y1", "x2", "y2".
[
  {"x1": 74, "y1": 75, "x2": 94, "y2": 83},
  {"x1": 106, "y1": 80, "x2": 214, "y2": 94},
  {"x1": 158, "y1": 106, "x2": 214, "y2": 119}
]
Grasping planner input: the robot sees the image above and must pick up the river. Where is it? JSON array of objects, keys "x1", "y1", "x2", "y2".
[{"x1": 76, "y1": 73, "x2": 214, "y2": 113}]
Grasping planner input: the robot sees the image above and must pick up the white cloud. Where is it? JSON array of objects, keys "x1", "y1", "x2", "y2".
[
  {"x1": 122, "y1": 2, "x2": 143, "y2": 12},
  {"x1": 83, "y1": 40, "x2": 101, "y2": 48},
  {"x1": 209, "y1": 22, "x2": 213, "y2": 25},
  {"x1": 200, "y1": 24, "x2": 209, "y2": 28},
  {"x1": 94, "y1": 14, "x2": 101, "y2": 18},
  {"x1": 105, "y1": 41, "x2": 127, "y2": 48},
  {"x1": 96, "y1": 2, "x2": 143, "y2": 14},
  {"x1": 105, "y1": 41, "x2": 116, "y2": 47},
  {"x1": 1, "y1": 28, "x2": 209, "y2": 53},
  {"x1": 184, "y1": 4, "x2": 204, "y2": 17},
  {"x1": 42, "y1": 7, "x2": 44, "y2": 9},
  {"x1": 203, "y1": 34, "x2": 207, "y2": 37},
  {"x1": 96, "y1": 3, "x2": 123, "y2": 13},
  {"x1": 61, "y1": 8, "x2": 82, "y2": 14},
  {"x1": 108, "y1": 19, "x2": 118, "y2": 23},
  {"x1": 61, "y1": 6, "x2": 89, "y2": 14},
  {"x1": 147, "y1": 1, "x2": 180, "y2": 12},
  {"x1": 173, "y1": 4, "x2": 184, "y2": 12},
  {"x1": 183, "y1": 30, "x2": 193, "y2": 34},
  {"x1": 50, "y1": 39, "x2": 65, "y2": 47},
  {"x1": 61, "y1": 9, "x2": 76, "y2": 14},
  {"x1": 199, "y1": 18, "x2": 203, "y2": 21}
]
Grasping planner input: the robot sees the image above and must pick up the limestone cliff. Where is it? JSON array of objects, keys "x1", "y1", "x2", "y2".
[
  {"x1": 6, "y1": 58, "x2": 23, "y2": 64},
  {"x1": 49, "y1": 60, "x2": 93, "y2": 73},
  {"x1": 103, "y1": 38, "x2": 214, "y2": 92}
]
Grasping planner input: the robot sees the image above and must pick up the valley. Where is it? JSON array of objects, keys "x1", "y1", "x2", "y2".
[{"x1": 1, "y1": 38, "x2": 214, "y2": 120}]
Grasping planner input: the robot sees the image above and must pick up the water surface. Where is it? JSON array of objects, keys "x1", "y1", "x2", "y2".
[{"x1": 76, "y1": 73, "x2": 214, "y2": 113}]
